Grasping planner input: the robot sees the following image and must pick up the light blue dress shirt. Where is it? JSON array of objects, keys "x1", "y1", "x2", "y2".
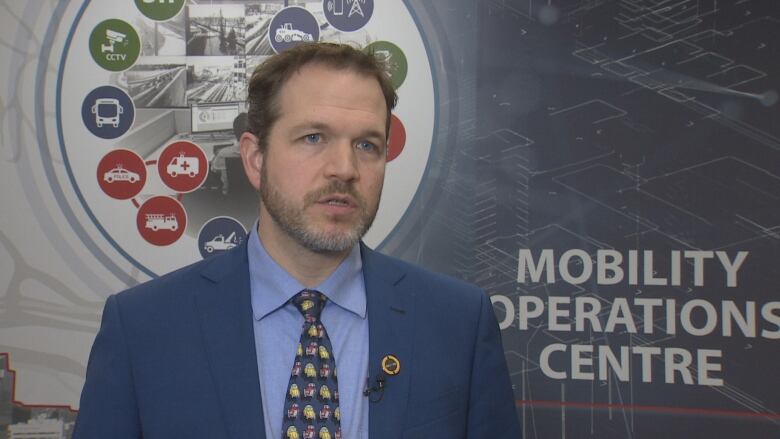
[{"x1": 248, "y1": 228, "x2": 370, "y2": 439}]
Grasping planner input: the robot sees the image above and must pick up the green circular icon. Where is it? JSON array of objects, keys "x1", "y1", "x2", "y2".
[
  {"x1": 89, "y1": 19, "x2": 140, "y2": 72},
  {"x1": 366, "y1": 41, "x2": 408, "y2": 90},
  {"x1": 135, "y1": 0, "x2": 185, "y2": 21}
]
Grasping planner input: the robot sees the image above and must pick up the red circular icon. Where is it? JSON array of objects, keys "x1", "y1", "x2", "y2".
[
  {"x1": 387, "y1": 114, "x2": 406, "y2": 162},
  {"x1": 136, "y1": 196, "x2": 187, "y2": 246},
  {"x1": 96, "y1": 149, "x2": 146, "y2": 199},
  {"x1": 157, "y1": 141, "x2": 208, "y2": 193}
]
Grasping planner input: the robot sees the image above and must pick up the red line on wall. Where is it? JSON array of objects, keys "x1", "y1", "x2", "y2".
[
  {"x1": 0, "y1": 353, "x2": 78, "y2": 413},
  {"x1": 516, "y1": 399, "x2": 780, "y2": 421},
  {"x1": 145, "y1": 160, "x2": 157, "y2": 165},
  {"x1": 176, "y1": 193, "x2": 183, "y2": 201},
  {"x1": 132, "y1": 198, "x2": 140, "y2": 208}
]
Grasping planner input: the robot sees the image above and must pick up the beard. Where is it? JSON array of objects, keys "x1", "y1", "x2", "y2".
[{"x1": 259, "y1": 163, "x2": 380, "y2": 253}]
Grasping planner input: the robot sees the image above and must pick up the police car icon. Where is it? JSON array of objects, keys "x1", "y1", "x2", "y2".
[{"x1": 103, "y1": 165, "x2": 140, "y2": 183}]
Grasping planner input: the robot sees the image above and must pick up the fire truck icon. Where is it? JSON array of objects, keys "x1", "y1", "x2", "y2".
[
  {"x1": 136, "y1": 196, "x2": 186, "y2": 245},
  {"x1": 144, "y1": 213, "x2": 179, "y2": 231},
  {"x1": 166, "y1": 154, "x2": 199, "y2": 177}
]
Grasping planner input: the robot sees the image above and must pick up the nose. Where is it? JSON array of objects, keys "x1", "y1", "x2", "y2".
[{"x1": 324, "y1": 140, "x2": 359, "y2": 182}]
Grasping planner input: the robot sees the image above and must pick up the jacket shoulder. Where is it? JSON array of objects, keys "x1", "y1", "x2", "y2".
[
  {"x1": 114, "y1": 242, "x2": 247, "y2": 308},
  {"x1": 363, "y1": 246, "x2": 485, "y2": 306}
]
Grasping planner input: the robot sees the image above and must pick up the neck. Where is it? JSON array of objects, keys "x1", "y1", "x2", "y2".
[{"x1": 257, "y1": 212, "x2": 351, "y2": 288}]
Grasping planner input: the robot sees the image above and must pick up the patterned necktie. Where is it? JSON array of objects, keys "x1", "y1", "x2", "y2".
[{"x1": 282, "y1": 290, "x2": 341, "y2": 439}]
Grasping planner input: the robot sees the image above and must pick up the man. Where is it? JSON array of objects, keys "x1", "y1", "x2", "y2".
[
  {"x1": 74, "y1": 43, "x2": 519, "y2": 439},
  {"x1": 209, "y1": 113, "x2": 245, "y2": 195}
]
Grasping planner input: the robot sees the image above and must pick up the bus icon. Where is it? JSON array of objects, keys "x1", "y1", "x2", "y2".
[{"x1": 91, "y1": 98, "x2": 124, "y2": 128}]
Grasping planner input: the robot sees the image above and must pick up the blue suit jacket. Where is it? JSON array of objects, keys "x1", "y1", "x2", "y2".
[{"x1": 74, "y1": 243, "x2": 520, "y2": 438}]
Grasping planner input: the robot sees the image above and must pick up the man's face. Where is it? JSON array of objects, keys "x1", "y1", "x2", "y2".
[{"x1": 252, "y1": 63, "x2": 388, "y2": 253}]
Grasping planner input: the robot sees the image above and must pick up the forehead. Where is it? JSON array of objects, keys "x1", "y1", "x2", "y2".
[{"x1": 274, "y1": 63, "x2": 387, "y2": 128}]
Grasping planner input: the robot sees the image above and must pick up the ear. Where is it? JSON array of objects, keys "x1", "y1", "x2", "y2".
[{"x1": 240, "y1": 132, "x2": 263, "y2": 191}]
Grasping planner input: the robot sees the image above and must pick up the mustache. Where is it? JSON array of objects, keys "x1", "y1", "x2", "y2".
[{"x1": 303, "y1": 180, "x2": 365, "y2": 208}]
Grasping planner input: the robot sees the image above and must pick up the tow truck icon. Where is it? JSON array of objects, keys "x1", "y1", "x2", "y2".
[{"x1": 203, "y1": 232, "x2": 240, "y2": 253}]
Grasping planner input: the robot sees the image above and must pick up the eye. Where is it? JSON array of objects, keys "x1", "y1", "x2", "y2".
[
  {"x1": 356, "y1": 140, "x2": 377, "y2": 152},
  {"x1": 303, "y1": 133, "x2": 322, "y2": 144}
]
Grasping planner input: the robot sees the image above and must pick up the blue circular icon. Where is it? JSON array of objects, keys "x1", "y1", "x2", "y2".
[
  {"x1": 197, "y1": 216, "x2": 247, "y2": 259},
  {"x1": 323, "y1": 0, "x2": 373, "y2": 32},
  {"x1": 81, "y1": 86, "x2": 135, "y2": 139},
  {"x1": 268, "y1": 6, "x2": 320, "y2": 53}
]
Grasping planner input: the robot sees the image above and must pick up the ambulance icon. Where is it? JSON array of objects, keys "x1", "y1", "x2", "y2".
[
  {"x1": 157, "y1": 141, "x2": 208, "y2": 193},
  {"x1": 166, "y1": 154, "x2": 199, "y2": 178}
]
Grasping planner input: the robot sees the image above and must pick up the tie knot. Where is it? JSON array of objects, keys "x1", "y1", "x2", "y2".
[{"x1": 292, "y1": 290, "x2": 326, "y2": 320}]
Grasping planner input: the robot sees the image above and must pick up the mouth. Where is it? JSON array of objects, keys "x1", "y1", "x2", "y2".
[{"x1": 316, "y1": 193, "x2": 358, "y2": 210}]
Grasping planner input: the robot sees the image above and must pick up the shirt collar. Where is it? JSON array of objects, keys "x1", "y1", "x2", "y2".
[{"x1": 247, "y1": 223, "x2": 366, "y2": 321}]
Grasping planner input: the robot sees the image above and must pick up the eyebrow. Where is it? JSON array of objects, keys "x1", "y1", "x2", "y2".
[
  {"x1": 289, "y1": 121, "x2": 329, "y2": 134},
  {"x1": 289, "y1": 121, "x2": 386, "y2": 143}
]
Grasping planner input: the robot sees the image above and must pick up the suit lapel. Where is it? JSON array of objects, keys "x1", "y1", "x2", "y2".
[
  {"x1": 362, "y1": 245, "x2": 414, "y2": 439},
  {"x1": 195, "y1": 242, "x2": 266, "y2": 439}
]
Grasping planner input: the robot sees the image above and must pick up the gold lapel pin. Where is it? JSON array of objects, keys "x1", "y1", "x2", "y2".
[{"x1": 381, "y1": 354, "x2": 401, "y2": 376}]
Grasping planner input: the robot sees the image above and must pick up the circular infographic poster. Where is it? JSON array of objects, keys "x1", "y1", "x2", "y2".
[{"x1": 56, "y1": 0, "x2": 435, "y2": 277}]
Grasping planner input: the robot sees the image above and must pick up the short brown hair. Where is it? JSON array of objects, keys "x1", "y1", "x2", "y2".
[{"x1": 246, "y1": 42, "x2": 397, "y2": 150}]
